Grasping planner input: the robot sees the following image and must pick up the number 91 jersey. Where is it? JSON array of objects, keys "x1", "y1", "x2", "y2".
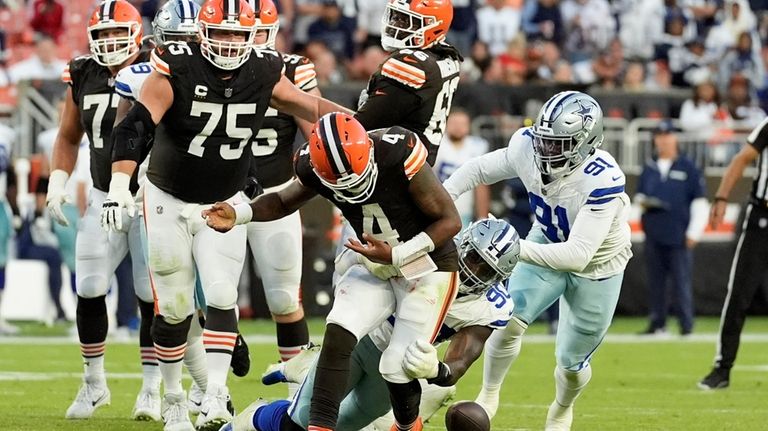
[
  {"x1": 294, "y1": 126, "x2": 459, "y2": 272},
  {"x1": 147, "y1": 42, "x2": 283, "y2": 203},
  {"x1": 509, "y1": 127, "x2": 632, "y2": 278}
]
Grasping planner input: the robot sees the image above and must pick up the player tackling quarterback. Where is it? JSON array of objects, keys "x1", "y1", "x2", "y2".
[{"x1": 443, "y1": 91, "x2": 632, "y2": 430}]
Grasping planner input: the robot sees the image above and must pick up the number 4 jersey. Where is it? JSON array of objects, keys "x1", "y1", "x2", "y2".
[
  {"x1": 294, "y1": 126, "x2": 459, "y2": 272},
  {"x1": 147, "y1": 42, "x2": 283, "y2": 203}
]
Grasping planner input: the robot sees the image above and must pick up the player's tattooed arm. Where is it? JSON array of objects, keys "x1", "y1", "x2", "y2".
[
  {"x1": 269, "y1": 75, "x2": 353, "y2": 124},
  {"x1": 50, "y1": 87, "x2": 86, "y2": 174}
]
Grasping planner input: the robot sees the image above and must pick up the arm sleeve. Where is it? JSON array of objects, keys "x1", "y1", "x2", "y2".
[
  {"x1": 519, "y1": 198, "x2": 622, "y2": 272},
  {"x1": 686, "y1": 197, "x2": 709, "y2": 241},
  {"x1": 442, "y1": 147, "x2": 518, "y2": 200}
]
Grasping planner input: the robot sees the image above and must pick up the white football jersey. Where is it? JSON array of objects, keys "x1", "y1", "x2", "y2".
[
  {"x1": 368, "y1": 283, "x2": 514, "y2": 352},
  {"x1": 115, "y1": 62, "x2": 153, "y2": 192},
  {"x1": 501, "y1": 127, "x2": 631, "y2": 278},
  {"x1": 433, "y1": 136, "x2": 489, "y2": 225}
]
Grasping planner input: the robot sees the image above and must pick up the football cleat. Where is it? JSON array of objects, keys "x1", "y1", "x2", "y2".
[
  {"x1": 188, "y1": 382, "x2": 205, "y2": 415},
  {"x1": 133, "y1": 387, "x2": 162, "y2": 421},
  {"x1": 231, "y1": 333, "x2": 251, "y2": 377},
  {"x1": 0, "y1": 319, "x2": 20, "y2": 335},
  {"x1": 420, "y1": 384, "x2": 456, "y2": 422},
  {"x1": 163, "y1": 392, "x2": 195, "y2": 431},
  {"x1": 261, "y1": 342, "x2": 320, "y2": 385},
  {"x1": 545, "y1": 400, "x2": 573, "y2": 431},
  {"x1": 698, "y1": 367, "x2": 730, "y2": 390},
  {"x1": 65, "y1": 377, "x2": 111, "y2": 419},
  {"x1": 218, "y1": 398, "x2": 267, "y2": 431},
  {"x1": 195, "y1": 385, "x2": 233, "y2": 431}
]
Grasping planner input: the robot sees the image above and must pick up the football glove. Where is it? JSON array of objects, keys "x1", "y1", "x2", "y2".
[
  {"x1": 358, "y1": 254, "x2": 400, "y2": 280},
  {"x1": 46, "y1": 169, "x2": 72, "y2": 227},
  {"x1": 402, "y1": 339, "x2": 440, "y2": 380},
  {"x1": 101, "y1": 172, "x2": 135, "y2": 232}
]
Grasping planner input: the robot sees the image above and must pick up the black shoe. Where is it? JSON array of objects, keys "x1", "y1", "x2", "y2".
[
  {"x1": 231, "y1": 333, "x2": 250, "y2": 377},
  {"x1": 698, "y1": 368, "x2": 730, "y2": 390}
]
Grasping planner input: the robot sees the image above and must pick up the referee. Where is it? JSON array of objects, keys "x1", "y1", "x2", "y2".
[{"x1": 699, "y1": 118, "x2": 768, "y2": 390}]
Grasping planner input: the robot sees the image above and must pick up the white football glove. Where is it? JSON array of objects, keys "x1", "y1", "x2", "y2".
[
  {"x1": 402, "y1": 339, "x2": 440, "y2": 380},
  {"x1": 101, "y1": 172, "x2": 136, "y2": 232},
  {"x1": 46, "y1": 169, "x2": 72, "y2": 226},
  {"x1": 358, "y1": 254, "x2": 400, "y2": 280}
]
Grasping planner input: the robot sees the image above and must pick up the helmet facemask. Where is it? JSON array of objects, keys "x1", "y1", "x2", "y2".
[
  {"x1": 199, "y1": 23, "x2": 255, "y2": 70},
  {"x1": 457, "y1": 240, "x2": 503, "y2": 295},
  {"x1": 88, "y1": 23, "x2": 141, "y2": 66},
  {"x1": 381, "y1": 2, "x2": 442, "y2": 51},
  {"x1": 253, "y1": 22, "x2": 278, "y2": 49}
]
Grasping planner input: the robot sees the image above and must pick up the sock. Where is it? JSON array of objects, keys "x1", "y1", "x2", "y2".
[
  {"x1": 309, "y1": 323, "x2": 357, "y2": 429},
  {"x1": 204, "y1": 307, "x2": 238, "y2": 389},
  {"x1": 77, "y1": 295, "x2": 108, "y2": 380},
  {"x1": 184, "y1": 312, "x2": 208, "y2": 390},
  {"x1": 252, "y1": 399, "x2": 291, "y2": 431},
  {"x1": 554, "y1": 365, "x2": 592, "y2": 407},
  {"x1": 152, "y1": 315, "x2": 192, "y2": 395},
  {"x1": 138, "y1": 299, "x2": 160, "y2": 391},
  {"x1": 386, "y1": 380, "x2": 421, "y2": 429},
  {"x1": 481, "y1": 316, "x2": 526, "y2": 394},
  {"x1": 70, "y1": 272, "x2": 77, "y2": 293},
  {"x1": 276, "y1": 319, "x2": 310, "y2": 362}
]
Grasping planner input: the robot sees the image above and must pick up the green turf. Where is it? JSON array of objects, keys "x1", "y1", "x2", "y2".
[{"x1": 0, "y1": 317, "x2": 766, "y2": 430}]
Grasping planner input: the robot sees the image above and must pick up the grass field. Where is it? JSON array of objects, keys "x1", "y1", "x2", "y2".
[{"x1": 1, "y1": 317, "x2": 766, "y2": 431}]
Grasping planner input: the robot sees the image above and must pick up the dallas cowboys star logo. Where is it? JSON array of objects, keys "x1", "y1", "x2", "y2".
[{"x1": 574, "y1": 101, "x2": 594, "y2": 123}]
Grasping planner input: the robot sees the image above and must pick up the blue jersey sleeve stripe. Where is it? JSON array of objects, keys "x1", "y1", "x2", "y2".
[
  {"x1": 586, "y1": 197, "x2": 616, "y2": 205},
  {"x1": 490, "y1": 319, "x2": 510, "y2": 328},
  {"x1": 115, "y1": 81, "x2": 133, "y2": 97},
  {"x1": 589, "y1": 185, "x2": 625, "y2": 198}
]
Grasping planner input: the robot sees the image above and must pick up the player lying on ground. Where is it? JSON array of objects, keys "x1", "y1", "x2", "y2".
[
  {"x1": 443, "y1": 91, "x2": 632, "y2": 431},
  {"x1": 204, "y1": 113, "x2": 462, "y2": 431},
  {"x1": 216, "y1": 217, "x2": 520, "y2": 431}
]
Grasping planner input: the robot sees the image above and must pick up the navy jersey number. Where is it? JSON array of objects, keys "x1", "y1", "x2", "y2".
[{"x1": 528, "y1": 192, "x2": 570, "y2": 242}]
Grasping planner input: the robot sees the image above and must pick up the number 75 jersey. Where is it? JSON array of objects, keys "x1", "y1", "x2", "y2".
[{"x1": 510, "y1": 127, "x2": 632, "y2": 278}]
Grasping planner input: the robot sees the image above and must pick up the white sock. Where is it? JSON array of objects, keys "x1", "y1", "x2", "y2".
[
  {"x1": 481, "y1": 316, "x2": 527, "y2": 393},
  {"x1": 83, "y1": 354, "x2": 106, "y2": 381},
  {"x1": 184, "y1": 321, "x2": 208, "y2": 390},
  {"x1": 554, "y1": 365, "x2": 592, "y2": 407},
  {"x1": 142, "y1": 364, "x2": 161, "y2": 392},
  {"x1": 156, "y1": 342, "x2": 187, "y2": 395},
  {"x1": 203, "y1": 329, "x2": 236, "y2": 389}
]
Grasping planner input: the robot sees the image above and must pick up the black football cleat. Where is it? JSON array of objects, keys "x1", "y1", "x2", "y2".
[{"x1": 698, "y1": 368, "x2": 730, "y2": 390}]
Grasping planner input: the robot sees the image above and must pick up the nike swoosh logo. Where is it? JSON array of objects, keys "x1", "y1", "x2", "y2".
[
  {"x1": 374, "y1": 89, "x2": 387, "y2": 96},
  {"x1": 402, "y1": 56, "x2": 418, "y2": 63},
  {"x1": 91, "y1": 393, "x2": 107, "y2": 407},
  {"x1": 612, "y1": 176, "x2": 621, "y2": 181}
]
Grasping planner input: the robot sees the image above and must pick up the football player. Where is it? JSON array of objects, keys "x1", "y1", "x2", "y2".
[
  {"x1": 102, "y1": 1, "x2": 352, "y2": 429},
  {"x1": 355, "y1": 0, "x2": 461, "y2": 165},
  {"x1": 44, "y1": 0, "x2": 156, "y2": 421},
  {"x1": 110, "y1": 0, "x2": 213, "y2": 419},
  {"x1": 245, "y1": 0, "x2": 318, "y2": 390},
  {"x1": 220, "y1": 218, "x2": 520, "y2": 431},
  {"x1": 203, "y1": 113, "x2": 462, "y2": 431},
  {"x1": 443, "y1": 91, "x2": 633, "y2": 430}
]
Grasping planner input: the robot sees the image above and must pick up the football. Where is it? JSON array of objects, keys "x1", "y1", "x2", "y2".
[{"x1": 445, "y1": 401, "x2": 491, "y2": 431}]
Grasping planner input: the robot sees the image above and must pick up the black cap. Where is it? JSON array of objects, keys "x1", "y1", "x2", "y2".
[{"x1": 654, "y1": 119, "x2": 678, "y2": 134}]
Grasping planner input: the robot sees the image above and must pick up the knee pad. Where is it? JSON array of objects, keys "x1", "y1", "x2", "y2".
[
  {"x1": 149, "y1": 251, "x2": 184, "y2": 277},
  {"x1": 75, "y1": 274, "x2": 110, "y2": 298},
  {"x1": 379, "y1": 346, "x2": 411, "y2": 384},
  {"x1": 203, "y1": 281, "x2": 237, "y2": 310},
  {"x1": 265, "y1": 287, "x2": 300, "y2": 315},
  {"x1": 265, "y1": 232, "x2": 299, "y2": 271}
]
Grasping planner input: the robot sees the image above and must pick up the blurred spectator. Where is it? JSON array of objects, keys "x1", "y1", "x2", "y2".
[
  {"x1": 551, "y1": 59, "x2": 575, "y2": 83},
  {"x1": 591, "y1": 39, "x2": 624, "y2": 88},
  {"x1": 348, "y1": 45, "x2": 386, "y2": 80},
  {"x1": 0, "y1": 122, "x2": 15, "y2": 334},
  {"x1": 686, "y1": 0, "x2": 720, "y2": 36},
  {"x1": 622, "y1": 60, "x2": 647, "y2": 91},
  {"x1": 293, "y1": 0, "x2": 325, "y2": 48},
  {"x1": 636, "y1": 120, "x2": 708, "y2": 336},
  {"x1": 446, "y1": 0, "x2": 478, "y2": 56},
  {"x1": 706, "y1": 0, "x2": 757, "y2": 57},
  {"x1": 433, "y1": 108, "x2": 490, "y2": 227},
  {"x1": 307, "y1": 0, "x2": 356, "y2": 60},
  {"x1": 668, "y1": 37, "x2": 718, "y2": 87},
  {"x1": 499, "y1": 35, "x2": 528, "y2": 81},
  {"x1": 476, "y1": 0, "x2": 521, "y2": 57},
  {"x1": 351, "y1": 0, "x2": 386, "y2": 50},
  {"x1": 679, "y1": 80, "x2": 723, "y2": 137},
  {"x1": 309, "y1": 42, "x2": 343, "y2": 84},
  {"x1": 646, "y1": 59, "x2": 674, "y2": 90},
  {"x1": 718, "y1": 31, "x2": 765, "y2": 92},
  {"x1": 653, "y1": 6, "x2": 696, "y2": 62},
  {"x1": 535, "y1": 40, "x2": 562, "y2": 81},
  {"x1": 521, "y1": 0, "x2": 564, "y2": 45},
  {"x1": 722, "y1": 75, "x2": 766, "y2": 128},
  {"x1": 561, "y1": 0, "x2": 615, "y2": 64},
  {"x1": 460, "y1": 40, "x2": 492, "y2": 82},
  {"x1": 29, "y1": 0, "x2": 63, "y2": 42},
  {"x1": 618, "y1": 0, "x2": 664, "y2": 61},
  {"x1": 8, "y1": 34, "x2": 65, "y2": 83}
]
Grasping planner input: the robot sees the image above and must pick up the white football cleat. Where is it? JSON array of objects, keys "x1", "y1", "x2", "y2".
[
  {"x1": 133, "y1": 388, "x2": 162, "y2": 421},
  {"x1": 545, "y1": 400, "x2": 573, "y2": 431},
  {"x1": 65, "y1": 377, "x2": 111, "y2": 419},
  {"x1": 195, "y1": 385, "x2": 233, "y2": 431},
  {"x1": 261, "y1": 343, "x2": 320, "y2": 385},
  {"x1": 163, "y1": 392, "x2": 195, "y2": 431},
  {"x1": 420, "y1": 383, "x2": 456, "y2": 422},
  {"x1": 474, "y1": 388, "x2": 499, "y2": 419},
  {"x1": 219, "y1": 398, "x2": 268, "y2": 431},
  {"x1": 188, "y1": 382, "x2": 205, "y2": 415},
  {"x1": 0, "y1": 319, "x2": 20, "y2": 335}
]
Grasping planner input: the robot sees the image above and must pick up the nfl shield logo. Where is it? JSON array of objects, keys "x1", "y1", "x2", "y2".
[{"x1": 225, "y1": 88, "x2": 233, "y2": 98}]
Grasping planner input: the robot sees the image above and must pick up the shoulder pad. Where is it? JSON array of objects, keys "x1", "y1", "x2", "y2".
[
  {"x1": 115, "y1": 62, "x2": 152, "y2": 100},
  {"x1": 581, "y1": 151, "x2": 626, "y2": 205},
  {"x1": 284, "y1": 54, "x2": 317, "y2": 91},
  {"x1": 380, "y1": 50, "x2": 431, "y2": 89},
  {"x1": 63, "y1": 55, "x2": 93, "y2": 84},
  {"x1": 151, "y1": 42, "x2": 194, "y2": 76}
]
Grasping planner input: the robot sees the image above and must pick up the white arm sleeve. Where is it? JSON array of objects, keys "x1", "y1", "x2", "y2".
[
  {"x1": 686, "y1": 197, "x2": 709, "y2": 242},
  {"x1": 442, "y1": 147, "x2": 517, "y2": 200},
  {"x1": 520, "y1": 198, "x2": 622, "y2": 272}
]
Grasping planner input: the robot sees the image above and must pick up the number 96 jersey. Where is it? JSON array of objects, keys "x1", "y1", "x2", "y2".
[
  {"x1": 147, "y1": 42, "x2": 283, "y2": 203},
  {"x1": 294, "y1": 126, "x2": 459, "y2": 272}
]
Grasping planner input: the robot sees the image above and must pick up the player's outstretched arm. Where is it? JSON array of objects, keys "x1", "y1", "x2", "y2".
[
  {"x1": 402, "y1": 325, "x2": 493, "y2": 386},
  {"x1": 203, "y1": 179, "x2": 317, "y2": 233},
  {"x1": 269, "y1": 75, "x2": 353, "y2": 124},
  {"x1": 410, "y1": 166, "x2": 463, "y2": 249},
  {"x1": 443, "y1": 147, "x2": 518, "y2": 201},
  {"x1": 710, "y1": 144, "x2": 758, "y2": 228},
  {"x1": 47, "y1": 87, "x2": 86, "y2": 226}
]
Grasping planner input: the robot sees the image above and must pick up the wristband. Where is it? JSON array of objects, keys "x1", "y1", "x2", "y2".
[
  {"x1": 714, "y1": 196, "x2": 728, "y2": 203},
  {"x1": 426, "y1": 362, "x2": 452, "y2": 386},
  {"x1": 391, "y1": 231, "x2": 435, "y2": 268},
  {"x1": 233, "y1": 202, "x2": 253, "y2": 225}
]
